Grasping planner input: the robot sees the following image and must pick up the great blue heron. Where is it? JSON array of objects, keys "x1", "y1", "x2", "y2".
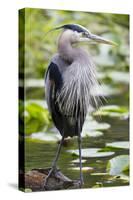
[{"x1": 44, "y1": 24, "x2": 115, "y2": 188}]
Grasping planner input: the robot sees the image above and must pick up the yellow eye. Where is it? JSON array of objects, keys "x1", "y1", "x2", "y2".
[{"x1": 82, "y1": 32, "x2": 88, "y2": 37}]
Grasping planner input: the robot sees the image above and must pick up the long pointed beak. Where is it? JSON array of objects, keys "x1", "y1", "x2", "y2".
[{"x1": 89, "y1": 33, "x2": 117, "y2": 46}]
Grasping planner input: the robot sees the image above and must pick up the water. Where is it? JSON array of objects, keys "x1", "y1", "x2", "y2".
[
  {"x1": 25, "y1": 115, "x2": 129, "y2": 189},
  {"x1": 24, "y1": 73, "x2": 129, "y2": 189}
]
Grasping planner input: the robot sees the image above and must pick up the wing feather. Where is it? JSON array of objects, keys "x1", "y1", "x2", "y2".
[{"x1": 45, "y1": 62, "x2": 64, "y2": 134}]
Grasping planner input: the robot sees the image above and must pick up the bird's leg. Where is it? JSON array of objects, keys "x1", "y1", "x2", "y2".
[
  {"x1": 51, "y1": 134, "x2": 65, "y2": 169},
  {"x1": 78, "y1": 132, "x2": 84, "y2": 187},
  {"x1": 43, "y1": 134, "x2": 65, "y2": 188}
]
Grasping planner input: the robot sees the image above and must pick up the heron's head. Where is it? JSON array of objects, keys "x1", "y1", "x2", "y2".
[{"x1": 53, "y1": 24, "x2": 116, "y2": 46}]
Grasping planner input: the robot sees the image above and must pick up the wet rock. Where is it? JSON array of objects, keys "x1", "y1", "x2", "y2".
[{"x1": 25, "y1": 168, "x2": 80, "y2": 191}]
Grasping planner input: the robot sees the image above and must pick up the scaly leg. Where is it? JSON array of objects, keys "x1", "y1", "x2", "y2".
[
  {"x1": 43, "y1": 134, "x2": 65, "y2": 188},
  {"x1": 78, "y1": 132, "x2": 84, "y2": 187}
]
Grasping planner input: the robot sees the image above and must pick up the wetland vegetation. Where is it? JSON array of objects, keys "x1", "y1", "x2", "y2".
[{"x1": 19, "y1": 8, "x2": 129, "y2": 190}]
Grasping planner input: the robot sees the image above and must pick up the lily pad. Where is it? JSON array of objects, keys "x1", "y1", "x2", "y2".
[
  {"x1": 108, "y1": 174, "x2": 129, "y2": 182},
  {"x1": 94, "y1": 105, "x2": 129, "y2": 118},
  {"x1": 30, "y1": 132, "x2": 61, "y2": 142},
  {"x1": 106, "y1": 141, "x2": 129, "y2": 149},
  {"x1": 82, "y1": 130, "x2": 103, "y2": 138},
  {"x1": 107, "y1": 155, "x2": 129, "y2": 176},
  {"x1": 71, "y1": 159, "x2": 86, "y2": 164},
  {"x1": 83, "y1": 116, "x2": 110, "y2": 132},
  {"x1": 81, "y1": 116, "x2": 110, "y2": 138},
  {"x1": 108, "y1": 71, "x2": 129, "y2": 84},
  {"x1": 91, "y1": 172, "x2": 109, "y2": 176},
  {"x1": 67, "y1": 148, "x2": 115, "y2": 158},
  {"x1": 69, "y1": 167, "x2": 93, "y2": 172}
]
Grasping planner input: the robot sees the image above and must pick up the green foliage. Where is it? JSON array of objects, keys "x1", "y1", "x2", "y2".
[
  {"x1": 19, "y1": 8, "x2": 129, "y2": 141},
  {"x1": 19, "y1": 8, "x2": 129, "y2": 134},
  {"x1": 20, "y1": 9, "x2": 129, "y2": 188},
  {"x1": 19, "y1": 8, "x2": 129, "y2": 79},
  {"x1": 24, "y1": 102, "x2": 51, "y2": 135},
  {"x1": 107, "y1": 155, "x2": 129, "y2": 176}
]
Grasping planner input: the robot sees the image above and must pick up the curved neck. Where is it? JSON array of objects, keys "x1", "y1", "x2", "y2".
[
  {"x1": 57, "y1": 31, "x2": 90, "y2": 64},
  {"x1": 58, "y1": 36, "x2": 77, "y2": 63}
]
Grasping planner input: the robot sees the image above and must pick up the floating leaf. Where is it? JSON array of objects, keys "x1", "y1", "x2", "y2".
[
  {"x1": 30, "y1": 132, "x2": 61, "y2": 142},
  {"x1": 81, "y1": 116, "x2": 110, "y2": 138},
  {"x1": 107, "y1": 155, "x2": 129, "y2": 176},
  {"x1": 116, "y1": 175, "x2": 129, "y2": 182},
  {"x1": 67, "y1": 148, "x2": 115, "y2": 158},
  {"x1": 108, "y1": 71, "x2": 129, "y2": 84},
  {"x1": 108, "y1": 174, "x2": 129, "y2": 182},
  {"x1": 94, "y1": 105, "x2": 129, "y2": 118},
  {"x1": 71, "y1": 159, "x2": 86, "y2": 164},
  {"x1": 69, "y1": 167, "x2": 93, "y2": 172},
  {"x1": 91, "y1": 172, "x2": 108, "y2": 176},
  {"x1": 106, "y1": 141, "x2": 129, "y2": 149},
  {"x1": 82, "y1": 116, "x2": 110, "y2": 135},
  {"x1": 82, "y1": 130, "x2": 103, "y2": 138}
]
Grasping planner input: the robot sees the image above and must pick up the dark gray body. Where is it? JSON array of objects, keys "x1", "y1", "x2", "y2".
[
  {"x1": 45, "y1": 50, "x2": 98, "y2": 138},
  {"x1": 45, "y1": 54, "x2": 83, "y2": 137}
]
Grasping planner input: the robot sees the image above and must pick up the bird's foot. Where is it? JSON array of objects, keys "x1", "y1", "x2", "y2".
[
  {"x1": 42, "y1": 166, "x2": 57, "y2": 189},
  {"x1": 78, "y1": 178, "x2": 84, "y2": 188}
]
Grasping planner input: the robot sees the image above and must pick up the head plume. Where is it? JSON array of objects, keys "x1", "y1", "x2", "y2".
[{"x1": 44, "y1": 24, "x2": 91, "y2": 38}]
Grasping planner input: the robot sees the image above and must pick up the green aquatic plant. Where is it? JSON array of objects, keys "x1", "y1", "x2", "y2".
[{"x1": 24, "y1": 102, "x2": 51, "y2": 135}]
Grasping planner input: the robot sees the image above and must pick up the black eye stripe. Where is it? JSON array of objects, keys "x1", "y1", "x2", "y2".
[{"x1": 62, "y1": 24, "x2": 88, "y2": 33}]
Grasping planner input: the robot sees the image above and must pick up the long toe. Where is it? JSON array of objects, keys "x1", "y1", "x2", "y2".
[
  {"x1": 43, "y1": 166, "x2": 58, "y2": 189},
  {"x1": 79, "y1": 178, "x2": 84, "y2": 188}
]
